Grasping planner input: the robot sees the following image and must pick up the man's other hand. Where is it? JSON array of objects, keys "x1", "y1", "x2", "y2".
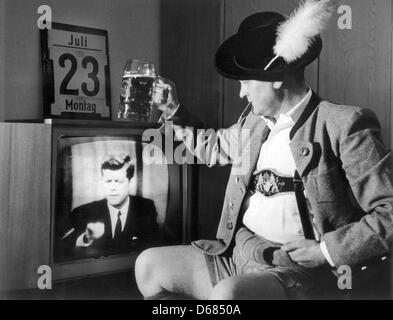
[{"x1": 282, "y1": 240, "x2": 327, "y2": 268}]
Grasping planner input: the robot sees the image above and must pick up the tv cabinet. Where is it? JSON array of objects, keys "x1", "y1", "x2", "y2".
[
  {"x1": 0, "y1": 120, "x2": 185, "y2": 292},
  {"x1": 0, "y1": 122, "x2": 52, "y2": 291}
]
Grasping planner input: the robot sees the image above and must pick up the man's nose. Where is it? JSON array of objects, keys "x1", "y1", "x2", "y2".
[{"x1": 109, "y1": 183, "x2": 117, "y2": 190}]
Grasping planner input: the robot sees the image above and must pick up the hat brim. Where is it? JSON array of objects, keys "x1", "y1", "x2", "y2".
[{"x1": 215, "y1": 33, "x2": 322, "y2": 82}]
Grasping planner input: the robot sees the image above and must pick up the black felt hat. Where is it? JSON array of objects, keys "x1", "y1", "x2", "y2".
[{"x1": 214, "y1": 11, "x2": 324, "y2": 81}]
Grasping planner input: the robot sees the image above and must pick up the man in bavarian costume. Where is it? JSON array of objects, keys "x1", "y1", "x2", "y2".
[{"x1": 135, "y1": 0, "x2": 393, "y2": 299}]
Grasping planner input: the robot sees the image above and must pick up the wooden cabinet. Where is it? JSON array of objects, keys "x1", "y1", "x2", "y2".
[{"x1": 0, "y1": 123, "x2": 52, "y2": 291}]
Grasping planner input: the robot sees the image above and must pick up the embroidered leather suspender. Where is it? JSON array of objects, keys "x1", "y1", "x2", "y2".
[{"x1": 294, "y1": 171, "x2": 315, "y2": 240}]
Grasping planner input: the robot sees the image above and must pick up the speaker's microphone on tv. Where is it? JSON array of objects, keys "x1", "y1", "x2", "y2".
[{"x1": 61, "y1": 228, "x2": 75, "y2": 240}]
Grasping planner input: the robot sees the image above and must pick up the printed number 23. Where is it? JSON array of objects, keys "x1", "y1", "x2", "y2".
[{"x1": 59, "y1": 53, "x2": 100, "y2": 97}]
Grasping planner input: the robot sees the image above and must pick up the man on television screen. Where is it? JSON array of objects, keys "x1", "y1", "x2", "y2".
[{"x1": 67, "y1": 153, "x2": 159, "y2": 255}]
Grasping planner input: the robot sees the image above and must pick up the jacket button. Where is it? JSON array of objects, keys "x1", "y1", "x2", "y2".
[
  {"x1": 301, "y1": 147, "x2": 310, "y2": 156},
  {"x1": 229, "y1": 202, "x2": 234, "y2": 209},
  {"x1": 227, "y1": 222, "x2": 233, "y2": 230},
  {"x1": 235, "y1": 177, "x2": 240, "y2": 184},
  {"x1": 361, "y1": 266, "x2": 368, "y2": 271},
  {"x1": 381, "y1": 256, "x2": 388, "y2": 261}
]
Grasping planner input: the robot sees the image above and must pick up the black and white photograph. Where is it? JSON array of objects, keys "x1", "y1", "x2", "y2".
[{"x1": 0, "y1": 0, "x2": 392, "y2": 306}]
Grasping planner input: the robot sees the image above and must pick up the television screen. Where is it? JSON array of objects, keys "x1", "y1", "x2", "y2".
[{"x1": 54, "y1": 136, "x2": 182, "y2": 263}]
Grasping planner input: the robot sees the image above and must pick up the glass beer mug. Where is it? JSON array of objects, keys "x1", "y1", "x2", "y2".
[{"x1": 118, "y1": 59, "x2": 156, "y2": 122}]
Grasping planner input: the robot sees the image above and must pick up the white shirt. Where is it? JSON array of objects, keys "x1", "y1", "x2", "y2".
[
  {"x1": 243, "y1": 90, "x2": 312, "y2": 244},
  {"x1": 241, "y1": 89, "x2": 335, "y2": 267}
]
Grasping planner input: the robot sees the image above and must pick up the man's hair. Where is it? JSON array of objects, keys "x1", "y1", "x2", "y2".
[{"x1": 101, "y1": 153, "x2": 135, "y2": 180}]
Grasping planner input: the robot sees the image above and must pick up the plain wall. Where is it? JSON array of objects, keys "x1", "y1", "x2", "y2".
[{"x1": 0, "y1": 0, "x2": 161, "y2": 121}]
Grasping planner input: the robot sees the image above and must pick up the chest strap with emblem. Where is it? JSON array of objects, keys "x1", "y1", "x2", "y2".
[
  {"x1": 249, "y1": 169, "x2": 295, "y2": 197},
  {"x1": 248, "y1": 169, "x2": 315, "y2": 240}
]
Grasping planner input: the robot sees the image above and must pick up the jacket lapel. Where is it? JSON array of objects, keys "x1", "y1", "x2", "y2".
[
  {"x1": 102, "y1": 202, "x2": 113, "y2": 240},
  {"x1": 290, "y1": 91, "x2": 321, "y2": 177},
  {"x1": 290, "y1": 91, "x2": 321, "y2": 140},
  {"x1": 290, "y1": 141, "x2": 317, "y2": 177}
]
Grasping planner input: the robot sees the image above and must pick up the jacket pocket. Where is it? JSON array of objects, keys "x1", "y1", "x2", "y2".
[{"x1": 316, "y1": 166, "x2": 347, "y2": 203}]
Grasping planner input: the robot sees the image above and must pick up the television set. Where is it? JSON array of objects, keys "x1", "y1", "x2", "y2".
[
  {"x1": 0, "y1": 120, "x2": 194, "y2": 289},
  {"x1": 50, "y1": 119, "x2": 195, "y2": 281}
]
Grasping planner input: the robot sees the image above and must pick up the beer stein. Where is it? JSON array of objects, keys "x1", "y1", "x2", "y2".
[{"x1": 118, "y1": 59, "x2": 156, "y2": 122}]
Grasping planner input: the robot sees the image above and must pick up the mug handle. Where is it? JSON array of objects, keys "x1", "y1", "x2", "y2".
[{"x1": 151, "y1": 76, "x2": 171, "y2": 125}]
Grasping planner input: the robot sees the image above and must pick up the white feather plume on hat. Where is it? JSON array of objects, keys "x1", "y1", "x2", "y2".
[{"x1": 265, "y1": 0, "x2": 333, "y2": 70}]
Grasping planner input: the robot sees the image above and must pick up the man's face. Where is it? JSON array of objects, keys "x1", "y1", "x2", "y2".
[
  {"x1": 102, "y1": 167, "x2": 131, "y2": 208},
  {"x1": 239, "y1": 80, "x2": 282, "y2": 117}
]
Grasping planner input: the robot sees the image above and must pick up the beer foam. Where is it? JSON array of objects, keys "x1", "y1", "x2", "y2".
[{"x1": 123, "y1": 72, "x2": 155, "y2": 79}]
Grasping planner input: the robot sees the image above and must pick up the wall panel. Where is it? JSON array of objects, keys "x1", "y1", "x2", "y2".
[
  {"x1": 160, "y1": 0, "x2": 226, "y2": 239},
  {"x1": 160, "y1": 0, "x2": 222, "y2": 128},
  {"x1": 319, "y1": 0, "x2": 392, "y2": 147}
]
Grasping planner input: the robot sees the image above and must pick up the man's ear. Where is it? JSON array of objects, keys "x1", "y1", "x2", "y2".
[{"x1": 273, "y1": 81, "x2": 283, "y2": 90}]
